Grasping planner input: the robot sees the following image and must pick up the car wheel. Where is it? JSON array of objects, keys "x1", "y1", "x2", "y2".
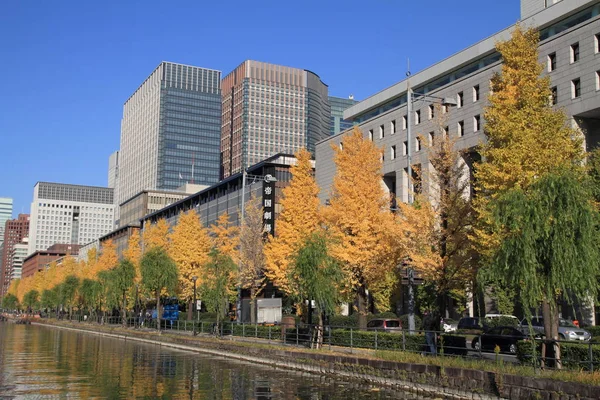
[{"x1": 509, "y1": 344, "x2": 517, "y2": 354}]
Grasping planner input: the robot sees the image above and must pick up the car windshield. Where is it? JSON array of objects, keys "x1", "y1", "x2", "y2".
[{"x1": 559, "y1": 319, "x2": 577, "y2": 328}]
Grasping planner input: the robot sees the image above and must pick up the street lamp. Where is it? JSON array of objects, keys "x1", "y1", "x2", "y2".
[
  {"x1": 405, "y1": 75, "x2": 457, "y2": 333},
  {"x1": 192, "y1": 276, "x2": 198, "y2": 336}
]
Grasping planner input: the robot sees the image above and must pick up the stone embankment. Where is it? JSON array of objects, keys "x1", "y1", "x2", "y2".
[{"x1": 32, "y1": 320, "x2": 598, "y2": 400}]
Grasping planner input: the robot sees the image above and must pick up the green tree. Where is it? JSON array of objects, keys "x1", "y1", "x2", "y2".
[
  {"x1": 40, "y1": 289, "x2": 56, "y2": 311},
  {"x1": 200, "y1": 249, "x2": 237, "y2": 333},
  {"x1": 140, "y1": 247, "x2": 179, "y2": 331},
  {"x1": 487, "y1": 170, "x2": 600, "y2": 367},
  {"x1": 110, "y1": 259, "x2": 136, "y2": 326},
  {"x1": 2, "y1": 293, "x2": 19, "y2": 310},
  {"x1": 79, "y1": 279, "x2": 102, "y2": 318},
  {"x1": 289, "y1": 232, "x2": 344, "y2": 349},
  {"x1": 23, "y1": 290, "x2": 40, "y2": 312},
  {"x1": 61, "y1": 275, "x2": 80, "y2": 318}
]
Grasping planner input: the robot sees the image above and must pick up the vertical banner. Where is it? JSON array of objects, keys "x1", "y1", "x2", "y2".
[{"x1": 262, "y1": 177, "x2": 275, "y2": 236}]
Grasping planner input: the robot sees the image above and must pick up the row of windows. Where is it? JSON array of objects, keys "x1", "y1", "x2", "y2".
[{"x1": 547, "y1": 34, "x2": 600, "y2": 73}]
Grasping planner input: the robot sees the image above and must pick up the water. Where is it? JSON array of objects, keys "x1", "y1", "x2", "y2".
[{"x1": 0, "y1": 323, "x2": 439, "y2": 399}]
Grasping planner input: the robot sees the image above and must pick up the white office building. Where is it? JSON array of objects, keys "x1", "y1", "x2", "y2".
[
  {"x1": 28, "y1": 182, "x2": 114, "y2": 254},
  {"x1": 11, "y1": 239, "x2": 28, "y2": 280}
]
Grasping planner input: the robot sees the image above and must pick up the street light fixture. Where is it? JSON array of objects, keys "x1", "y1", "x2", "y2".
[
  {"x1": 192, "y1": 276, "x2": 198, "y2": 336},
  {"x1": 406, "y1": 77, "x2": 457, "y2": 333}
]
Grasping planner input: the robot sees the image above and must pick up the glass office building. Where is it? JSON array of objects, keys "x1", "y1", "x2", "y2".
[
  {"x1": 328, "y1": 96, "x2": 359, "y2": 136},
  {"x1": 118, "y1": 62, "x2": 222, "y2": 209}
]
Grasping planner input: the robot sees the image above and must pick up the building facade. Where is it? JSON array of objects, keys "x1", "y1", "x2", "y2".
[
  {"x1": 108, "y1": 150, "x2": 119, "y2": 189},
  {"x1": 22, "y1": 243, "x2": 81, "y2": 279},
  {"x1": 116, "y1": 62, "x2": 222, "y2": 218},
  {"x1": 329, "y1": 96, "x2": 359, "y2": 136},
  {"x1": 0, "y1": 214, "x2": 29, "y2": 296},
  {"x1": 316, "y1": 0, "x2": 600, "y2": 206},
  {"x1": 220, "y1": 61, "x2": 329, "y2": 179},
  {"x1": 0, "y1": 197, "x2": 13, "y2": 249},
  {"x1": 11, "y1": 239, "x2": 28, "y2": 281},
  {"x1": 28, "y1": 182, "x2": 114, "y2": 254}
]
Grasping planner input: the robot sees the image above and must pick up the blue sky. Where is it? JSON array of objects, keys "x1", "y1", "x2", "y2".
[{"x1": 0, "y1": 0, "x2": 520, "y2": 217}]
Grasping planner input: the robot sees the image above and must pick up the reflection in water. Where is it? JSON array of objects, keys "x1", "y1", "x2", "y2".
[{"x1": 0, "y1": 324, "x2": 441, "y2": 399}]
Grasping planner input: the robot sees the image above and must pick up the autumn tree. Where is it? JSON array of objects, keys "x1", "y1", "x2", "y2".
[
  {"x1": 93, "y1": 240, "x2": 118, "y2": 278},
  {"x1": 169, "y1": 209, "x2": 211, "y2": 320},
  {"x1": 265, "y1": 148, "x2": 320, "y2": 294},
  {"x1": 61, "y1": 275, "x2": 80, "y2": 318},
  {"x1": 140, "y1": 247, "x2": 178, "y2": 331},
  {"x1": 23, "y1": 290, "x2": 40, "y2": 312},
  {"x1": 474, "y1": 24, "x2": 583, "y2": 256},
  {"x1": 289, "y1": 232, "x2": 344, "y2": 348},
  {"x1": 123, "y1": 229, "x2": 142, "y2": 282},
  {"x1": 143, "y1": 219, "x2": 171, "y2": 252},
  {"x1": 323, "y1": 127, "x2": 406, "y2": 329},
  {"x1": 79, "y1": 278, "x2": 102, "y2": 317},
  {"x1": 210, "y1": 212, "x2": 239, "y2": 262},
  {"x1": 239, "y1": 194, "x2": 266, "y2": 324},
  {"x1": 200, "y1": 249, "x2": 237, "y2": 333},
  {"x1": 109, "y1": 259, "x2": 136, "y2": 326}
]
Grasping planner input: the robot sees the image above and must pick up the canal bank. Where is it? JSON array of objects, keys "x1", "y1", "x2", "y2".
[{"x1": 30, "y1": 320, "x2": 599, "y2": 400}]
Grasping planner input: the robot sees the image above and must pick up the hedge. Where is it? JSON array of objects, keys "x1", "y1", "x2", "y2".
[
  {"x1": 230, "y1": 323, "x2": 282, "y2": 340},
  {"x1": 586, "y1": 326, "x2": 600, "y2": 339},
  {"x1": 516, "y1": 340, "x2": 600, "y2": 371}
]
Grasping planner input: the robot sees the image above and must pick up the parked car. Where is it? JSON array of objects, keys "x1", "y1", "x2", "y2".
[
  {"x1": 473, "y1": 326, "x2": 526, "y2": 354},
  {"x1": 442, "y1": 318, "x2": 458, "y2": 333},
  {"x1": 457, "y1": 317, "x2": 487, "y2": 333},
  {"x1": 519, "y1": 317, "x2": 592, "y2": 341},
  {"x1": 366, "y1": 318, "x2": 402, "y2": 332}
]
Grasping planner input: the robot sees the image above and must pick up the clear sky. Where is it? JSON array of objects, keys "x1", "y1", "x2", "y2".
[{"x1": 0, "y1": 0, "x2": 520, "y2": 217}]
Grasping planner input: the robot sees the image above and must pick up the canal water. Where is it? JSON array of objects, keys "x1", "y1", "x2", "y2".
[{"x1": 0, "y1": 323, "x2": 444, "y2": 399}]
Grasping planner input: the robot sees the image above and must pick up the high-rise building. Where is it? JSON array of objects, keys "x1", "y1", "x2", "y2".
[
  {"x1": 10, "y1": 239, "x2": 28, "y2": 281},
  {"x1": 116, "y1": 62, "x2": 222, "y2": 216},
  {"x1": 0, "y1": 197, "x2": 13, "y2": 248},
  {"x1": 220, "y1": 60, "x2": 330, "y2": 179},
  {"x1": 28, "y1": 182, "x2": 114, "y2": 254},
  {"x1": 0, "y1": 214, "x2": 29, "y2": 296},
  {"x1": 329, "y1": 96, "x2": 359, "y2": 136},
  {"x1": 108, "y1": 151, "x2": 119, "y2": 189}
]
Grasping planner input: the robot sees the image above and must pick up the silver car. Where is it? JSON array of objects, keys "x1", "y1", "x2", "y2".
[{"x1": 519, "y1": 317, "x2": 592, "y2": 341}]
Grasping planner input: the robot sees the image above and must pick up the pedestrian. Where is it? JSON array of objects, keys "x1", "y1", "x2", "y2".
[{"x1": 423, "y1": 310, "x2": 440, "y2": 356}]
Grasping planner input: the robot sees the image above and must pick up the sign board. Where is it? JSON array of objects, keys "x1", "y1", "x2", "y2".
[
  {"x1": 256, "y1": 298, "x2": 282, "y2": 324},
  {"x1": 196, "y1": 300, "x2": 202, "y2": 310},
  {"x1": 263, "y1": 178, "x2": 275, "y2": 236}
]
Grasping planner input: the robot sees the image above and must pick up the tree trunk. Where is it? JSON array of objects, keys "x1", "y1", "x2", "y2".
[
  {"x1": 122, "y1": 291, "x2": 127, "y2": 326},
  {"x1": 187, "y1": 300, "x2": 193, "y2": 321},
  {"x1": 156, "y1": 290, "x2": 161, "y2": 332},
  {"x1": 542, "y1": 300, "x2": 561, "y2": 369},
  {"x1": 250, "y1": 288, "x2": 256, "y2": 324},
  {"x1": 357, "y1": 284, "x2": 368, "y2": 330}
]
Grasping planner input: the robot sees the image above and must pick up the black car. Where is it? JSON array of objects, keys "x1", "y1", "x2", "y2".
[
  {"x1": 474, "y1": 326, "x2": 525, "y2": 354},
  {"x1": 457, "y1": 317, "x2": 487, "y2": 332}
]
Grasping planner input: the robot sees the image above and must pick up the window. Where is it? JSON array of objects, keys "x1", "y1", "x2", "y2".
[
  {"x1": 442, "y1": 104, "x2": 448, "y2": 114},
  {"x1": 596, "y1": 33, "x2": 600, "y2": 54},
  {"x1": 391, "y1": 120, "x2": 396, "y2": 134},
  {"x1": 458, "y1": 120, "x2": 464, "y2": 137},
  {"x1": 429, "y1": 131, "x2": 435, "y2": 145},
  {"x1": 369, "y1": 129, "x2": 373, "y2": 141},
  {"x1": 443, "y1": 126, "x2": 449, "y2": 137},
  {"x1": 416, "y1": 137, "x2": 422, "y2": 152},
  {"x1": 596, "y1": 71, "x2": 600, "y2": 91},
  {"x1": 339, "y1": 142, "x2": 343, "y2": 150},
  {"x1": 457, "y1": 91, "x2": 464, "y2": 108},
  {"x1": 547, "y1": 53, "x2": 556, "y2": 72},
  {"x1": 415, "y1": 110, "x2": 421, "y2": 125},
  {"x1": 551, "y1": 86, "x2": 558, "y2": 105},
  {"x1": 402, "y1": 115, "x2": 407, "y2": 130},
  {"x1": 402, "y1": 141, "x2": 408, "y2": 156},
  {"x1": 473, "y1": 115, "x2": 481, "y2": 132},
  {"x1": 570, "y1": 43, "x2": 580, "y2": 63},
  {"x1": 428, "y1": 104, "x2": 434, "y2": 119},
  {"x1": 572, "y1": 78, "x2": 581, "y2": 98},
  {"x1": 470, "y1": 85, "x2": 479, "y2": 103},
  {"x1": 391, "y1": 145, "x2": 397, "y2": 160},
  {"x1": 379, "y1": 124, "x2": 384, "y2": 139}
]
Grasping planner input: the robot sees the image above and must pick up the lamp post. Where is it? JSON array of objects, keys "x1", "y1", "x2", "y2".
[
  {"x1": 405, "y1": 73, "x2": 457, "y2": 332},
  {"x1": 192, "y1": 276, "x2": 198, "y2": 336}
]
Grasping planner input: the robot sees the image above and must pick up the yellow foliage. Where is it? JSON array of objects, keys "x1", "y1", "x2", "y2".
[
  {"x1": 168, "y1": 209, "x2": 212, "y2": 302},
  {"x1": 123, "y1": 229, "x2": 142, "y2": 282},
  {"x1": 264, "y1": 148, "x2": 320, "y2": 294},
  {"x1": 323, "y1": 127, "x2": 406, "y2": 312},
  {"x1": 210, "y1": 212, "x2": 239, "y2": 262},
  {"x1": 92, "y1": 240, "x2": 118, "y2": 278},
  {"x1": 142, "y1": 219, "x2": 170, "y2": 252},
  {"x1": 239, "y1": 194, "x2": 266, "y2": 298},
  {"x1": 7, "y1": 278, "x2": 20, "y2": 297}
]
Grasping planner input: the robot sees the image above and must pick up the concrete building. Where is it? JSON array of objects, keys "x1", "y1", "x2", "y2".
[
  {"x1": 11, "y1": 239, "x2": 28, "y2": 281},
  {"x1": 22, "y1": 243, "x2": 81, "y2": 278},
  {"x1": 220, "y1": 61, "x2": 329, "y2": 179},
  {"x1": 108, "y1": 151, "x2": 119, "y2": 189},
  {"x1": 0, "y1": 214, "x2": 29, "y2": 296},
  {"x1": 329, "y1": 96, "x2": 359, "y2": 136},
  {"x1": 0, "y1": 197, "x2": 13, "y2": 248},
  {"x1": 116, "y1": 62, "x2": 222, "y2": 220},
  {"x1": 316, "y1": 0, "x2": 600, "y2": 205},
  {"x1": 28, "y1": 182, "x2": 114, "y2": 254}
]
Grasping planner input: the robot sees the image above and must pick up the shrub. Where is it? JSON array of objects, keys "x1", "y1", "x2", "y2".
[
  {"x1": 231, "y1": 323, "x2": 282, "y2": 340},
  {"x1": 399, "y1": 314, "x2": 423, "y2": 331},
  {"x1": 485, "y1": 316, "x2": 519, "y2": 328},
  {"x1": 197, "y1": 312, "x2": 217, "y2": 321},
  {"x1": 516, "y1": 340, "x2": 600, "y2": 371},
  {"x1": 329, "y1": 314, "x2": 358, "y2": 328},
  {"x1": 586, "y1": 326, "x2": 600, "y2": 339}
]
